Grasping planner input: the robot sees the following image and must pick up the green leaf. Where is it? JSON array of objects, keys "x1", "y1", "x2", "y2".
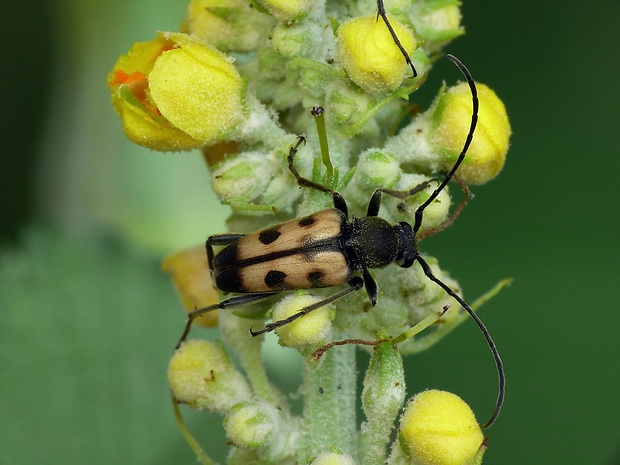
[{"x1": 0, "y1": 227, "x2": 221, "y2": 464}]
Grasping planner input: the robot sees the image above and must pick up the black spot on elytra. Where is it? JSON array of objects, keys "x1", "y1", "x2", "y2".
[
  {"x1": 215, "y1": 268, "x2": 245, "y2": 293},
  {"x1": 307, "y1": 270, "x2": 324, "y2": 285},
  {"x1": 259, "y1": 228, "x2": 281, "y2": 245},
  {"x1": 213, "y1": 242, "x2": 238, "y2": 268},
  {"x1": 265, "y1": 270, "x2": 286, "y2": 288},
  {"x1": 298, "y1": 215, "x2": 315, "y2": 227}
]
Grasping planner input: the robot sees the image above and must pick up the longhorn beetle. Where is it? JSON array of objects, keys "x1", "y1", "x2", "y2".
[{"x1": 176, "y1": 55, "x2": 505, "y2": 428}]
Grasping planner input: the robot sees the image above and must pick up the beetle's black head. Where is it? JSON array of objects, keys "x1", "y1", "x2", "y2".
[{"x1": 395, "y1": 221, "x2": 418, "y2": 268}]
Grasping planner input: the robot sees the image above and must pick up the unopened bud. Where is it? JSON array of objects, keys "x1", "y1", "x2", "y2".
[
  {"x1": 430, "y1": 83, "x2": 511, "y2": 185},
  {"x1": 337, "y1": 14, "x2": 417, "y2": 92},
  {"x1": 398, "y1": 390, "x2": 485, "y2": 465},
  {"x1": 272, "y1": 293, "x2": 334, "y2": 350},
  {"x1": 168, "y1": 340, "x2": 252, "y2": 413}
]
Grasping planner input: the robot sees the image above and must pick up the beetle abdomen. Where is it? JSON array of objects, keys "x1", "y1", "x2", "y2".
[
  {"x1": 215, "y1": 247, "x2": 351, "y2": 292},
  {"x1": 213, "y1": 209, "x2": 351, "y2": 293}
]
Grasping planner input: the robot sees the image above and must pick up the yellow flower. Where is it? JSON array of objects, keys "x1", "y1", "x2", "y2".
[
  {"x1": 399, "y1": 390, "x2": 486, "y2": 465},
  {"x1": 108, "y1": 32, "x2": 245, "y2": 151},
  {"x1": 431, "y1": 82, "x2": 511, "y2": 185},
  {"x1": 161, "y1": 245, "x2": 219, "y2": 328},
  {"x1": 337, "y1": 14, "x2": 417, "y2": 92}
]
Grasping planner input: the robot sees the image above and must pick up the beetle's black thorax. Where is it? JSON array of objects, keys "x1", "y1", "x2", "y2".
[
  {"x1": 343, "y1": 216, "x2": 399, "y2": 269},
  {"x1": 342, "y1": 217, "x2": 419, "y2": 271}
]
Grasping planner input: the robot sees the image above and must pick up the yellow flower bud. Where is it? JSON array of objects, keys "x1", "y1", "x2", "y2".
[
  {"x1": 108, "y1": 32, "x2": 245, "y2": 151},
  {"x1": 186, "y1": 0, "x2": 274, "y2": 52},
  {"x1": 431, "y1": 83, "x2": 511, "y2": 185},
  {"x1": 337, "y1": 14, "x2": 417, "y2": 92},
  {"x1": 161, "y1": 245, "x2": 219, "y2": 328},
  {"x1": 399, "y1": 390, "x2": 485, "y2": 465},
  {"x1": 271, "y1": 293, "x2": 333, "y2": 349},
  {"x1": 168, "y1": 340, "x2": 252, "y2": 413},
  {"x1": 259, "y1": 0, "x2": 314, "y2": 20}
]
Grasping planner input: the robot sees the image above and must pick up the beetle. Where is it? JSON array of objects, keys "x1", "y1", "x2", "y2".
[{"x1": 175, "y1": 54, "x2": 504, "y2": 429}]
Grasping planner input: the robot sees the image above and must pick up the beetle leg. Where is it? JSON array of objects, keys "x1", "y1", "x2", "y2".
[
  {"x1": 287, "y1": 136, "x2": 349, "y2": 216},
  {"x1": 312, "y1": 306, "x2": 448, "y2": 359},
  {"x1": 362, "y1": 268, "x2": 378, "y2": 305},
  {"x1": 249, "y1": 277, "x2": 364, "y2": 336},
  {"x1": 374, "y1": 174, "x2": 472, "y2": 238},
  {"x1": 416, "y1": 254, "x2": 505, "y2": 429},
  {"x1": 366, "y1": 180, "x2": 434, "y2": 216},
  {"x1": 206, "y1": 234, "x2": 245, "y2": 271},
  {"x1": 417, "y1": 175, "x2": 472, "y2": 240},
  {"x1": 176, "y1": 292, "x2": 278, "y2": 349}
]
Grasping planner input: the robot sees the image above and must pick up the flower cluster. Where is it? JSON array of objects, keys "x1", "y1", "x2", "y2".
[{"x1": 109, "y1": 0, "x2": 511, "y2": 464}]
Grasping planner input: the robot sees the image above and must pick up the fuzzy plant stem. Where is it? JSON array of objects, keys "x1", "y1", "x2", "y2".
[
  {"x1": 219, "y1": 310, "x2": 284, "y2": 406},
  {"x1": 299, "y1": 343, "x2": 358, "y2": 461},
  {"x1": 359, "y1": 340, "x2": 407, "y2": 465}
]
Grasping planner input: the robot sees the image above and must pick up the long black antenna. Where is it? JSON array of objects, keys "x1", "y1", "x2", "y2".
[
  {"x1": 414, "y1": 54, "x2": 505, "y2": 428},
  {"x1": 413, "y1": 54, "x2": 478, "y2": 234},
  {"x1": 419, "y1": 256, "x2": 505, "y2": 428},
  {"x1": 376, "y1": 0, "x2": 417, "y2": 78}
]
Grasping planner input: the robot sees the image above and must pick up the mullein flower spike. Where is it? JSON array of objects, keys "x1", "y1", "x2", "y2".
[{"x1": 107, "y1": 1, "x2": 513, "y2": 463}]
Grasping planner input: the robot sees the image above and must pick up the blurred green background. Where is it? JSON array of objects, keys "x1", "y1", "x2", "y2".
[{"x1": 1, "y1": 0, "x2": 618, "y2": 464}]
